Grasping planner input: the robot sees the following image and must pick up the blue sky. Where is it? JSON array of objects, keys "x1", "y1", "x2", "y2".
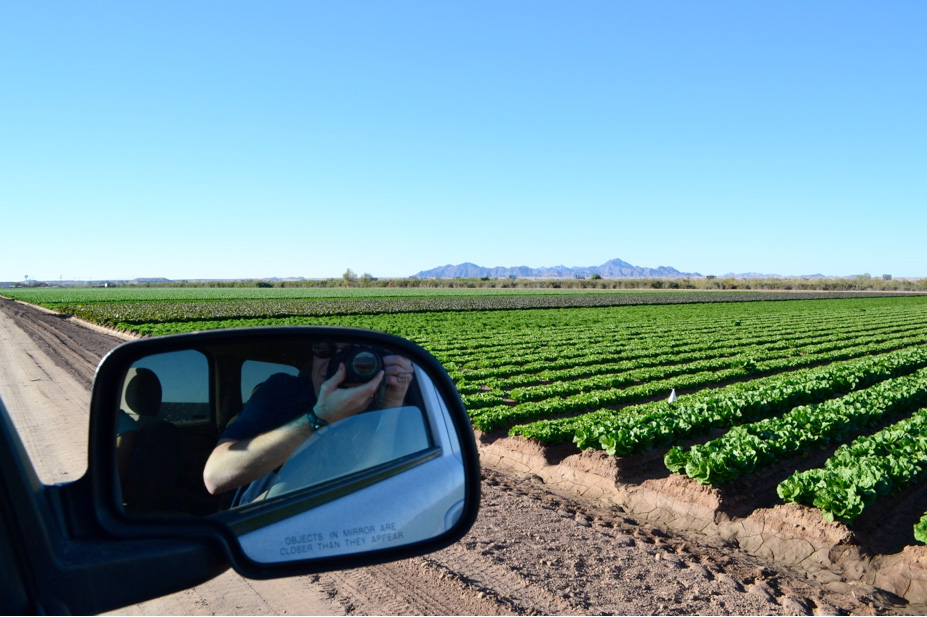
[{"x1": 2, "y1": 2, "x2": 925, "y2": 281}]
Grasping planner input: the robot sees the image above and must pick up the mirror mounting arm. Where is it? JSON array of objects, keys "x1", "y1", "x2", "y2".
[{"x1": 51, "y1": 478, "x2": 231, "y2": 614}]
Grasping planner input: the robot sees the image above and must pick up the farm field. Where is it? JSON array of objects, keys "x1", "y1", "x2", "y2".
[
  {"x1": 1, "y1": 287, "x2": 909, "y2": 334},
  {"x1": 7, "y1": 287, "x2": 927, "y2": 607}
]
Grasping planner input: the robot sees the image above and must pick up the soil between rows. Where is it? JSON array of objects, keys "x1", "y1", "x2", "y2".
[
  {"x1": 3, "y1": 295, "x2": 925, "y2": 615},
  {"x1": 478, "y1": 429, "x2": 927, "y2": 607}
]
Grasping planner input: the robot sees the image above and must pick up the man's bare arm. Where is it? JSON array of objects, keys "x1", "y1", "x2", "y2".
[{"x1": 203, "y1": 415, "x2": 315, "y2": 495}]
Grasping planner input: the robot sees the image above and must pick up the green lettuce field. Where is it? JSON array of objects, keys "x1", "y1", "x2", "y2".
[{"x1": 6, "y1": 287, "x2": 927, "y2": 537}]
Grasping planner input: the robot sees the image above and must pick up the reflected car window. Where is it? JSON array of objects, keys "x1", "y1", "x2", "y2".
[
  {"x1": 127, "y1": 350, "x2": 210, "y2": 425},
  {"x1": 241, "y1": 360, "x2": 299, "y2": 404},
  {"x1": 264, "y1": 405, "x2": 432, "y2": 501}
]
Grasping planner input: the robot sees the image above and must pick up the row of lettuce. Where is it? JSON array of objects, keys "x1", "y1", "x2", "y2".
[{"x1": 659, "y1": 356, "x2": 927, "y2": 540}]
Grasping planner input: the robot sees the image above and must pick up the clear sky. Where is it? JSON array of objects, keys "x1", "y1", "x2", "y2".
[{"x1": 2, "y1": 2, "x2": 925, "y2": 282}]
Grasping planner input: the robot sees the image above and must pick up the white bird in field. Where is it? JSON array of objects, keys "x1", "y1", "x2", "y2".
[{"x1": 668, "y1": 389, "x2": 677, "y2": 403}]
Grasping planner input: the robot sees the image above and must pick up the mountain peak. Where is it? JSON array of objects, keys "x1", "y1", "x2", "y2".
[{"x1": 413, "y1": 258, "x2": 699, "y2": 279}]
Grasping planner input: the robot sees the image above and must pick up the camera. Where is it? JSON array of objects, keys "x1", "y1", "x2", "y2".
[{"x1": 323, "y1": 344, "x2": 384, "y2": 384}]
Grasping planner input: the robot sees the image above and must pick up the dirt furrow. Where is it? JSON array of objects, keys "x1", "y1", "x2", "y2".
[
  {"x1": 422, "y1": 541, "x2": 583, "y2": 615},
  {"x1": 1, "y1": 299, "x2": 115, "y2": 387}
]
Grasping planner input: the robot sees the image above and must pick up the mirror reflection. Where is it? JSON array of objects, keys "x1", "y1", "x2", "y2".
[
  {"x1": 203, "y1": 343, "x2": 419, "y2": 506},
  {"x1": 114, "y1": 336, "x2": 466, "y2": 563}
]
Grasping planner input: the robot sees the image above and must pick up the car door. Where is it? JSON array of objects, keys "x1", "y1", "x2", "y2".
[{"x1": 0, "y1": 326, "x2": 480, "y2": 614}]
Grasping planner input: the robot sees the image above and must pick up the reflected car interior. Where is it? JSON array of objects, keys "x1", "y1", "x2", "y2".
[{"x1": 114, "y1": 335, "x2": 468, "y2": 563}]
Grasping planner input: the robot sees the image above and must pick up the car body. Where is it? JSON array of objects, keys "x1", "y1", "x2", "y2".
[{"x1": 0, "y1": 326, "x2": 480, "y2": 614}]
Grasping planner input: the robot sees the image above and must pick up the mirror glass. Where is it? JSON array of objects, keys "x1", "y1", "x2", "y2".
[{"x1": 112, "y1": 335, "x2": 468, "y2": 563}]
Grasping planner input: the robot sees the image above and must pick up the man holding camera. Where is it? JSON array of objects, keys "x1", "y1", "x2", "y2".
[{"x1": 203, "y1": 342, "x2": 414, "y2": 503}]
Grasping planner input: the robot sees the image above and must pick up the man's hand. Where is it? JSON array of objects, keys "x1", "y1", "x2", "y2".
[
  {"x1": 382, "y1": 354, "x2": 414, "y2": 408},
  {"x1": 313, "y1": 363, "x2": 385, "y2": 423}
]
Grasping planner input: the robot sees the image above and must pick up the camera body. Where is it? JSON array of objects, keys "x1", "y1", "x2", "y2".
[{"x1": 324, "y1": 344, "x2": 385, "y2": 384}]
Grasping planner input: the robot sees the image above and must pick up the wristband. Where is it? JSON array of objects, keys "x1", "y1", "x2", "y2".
[{"x1": 306, "y1": 408, "x2": 328, "y2": 432}]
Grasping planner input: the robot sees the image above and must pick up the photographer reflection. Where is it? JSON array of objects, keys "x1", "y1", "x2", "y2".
[{"x1": 203, "y1": 342, "x2": 414, "y2": 506}]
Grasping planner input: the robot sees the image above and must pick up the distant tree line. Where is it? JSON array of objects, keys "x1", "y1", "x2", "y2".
[{"x1": 45, "y1": 273, "x2": 921, "y2": 292}]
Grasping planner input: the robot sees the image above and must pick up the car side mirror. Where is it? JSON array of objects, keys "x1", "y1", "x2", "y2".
[{"x1": 88, "y1": 326, "x2": 480, "y2": 576}]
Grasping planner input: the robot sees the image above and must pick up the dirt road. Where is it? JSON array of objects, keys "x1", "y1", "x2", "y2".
[{"x1": 0, "y1": 296, "x2": 899, "y2": 615}]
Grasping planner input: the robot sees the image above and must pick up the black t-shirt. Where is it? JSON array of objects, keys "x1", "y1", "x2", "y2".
[
  {"x1": 219, "y1": 372, "x2": 317, "y2": 505},
  {"x1": 221, "y1": 372, "x2": 317, "y2": 443}
]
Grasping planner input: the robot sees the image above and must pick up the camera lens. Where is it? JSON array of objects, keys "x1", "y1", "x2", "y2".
[{"x1": 350, "y1": 350, "x2": 380, "y2": 380}]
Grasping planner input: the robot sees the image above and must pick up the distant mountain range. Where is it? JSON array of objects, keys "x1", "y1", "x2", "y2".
[
  {"x1": 1, "y1": 261, "x2": 848, "y2": 288},
  {"x1": 413, "y1": 258, "x2": 701, "y2": 279}
]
